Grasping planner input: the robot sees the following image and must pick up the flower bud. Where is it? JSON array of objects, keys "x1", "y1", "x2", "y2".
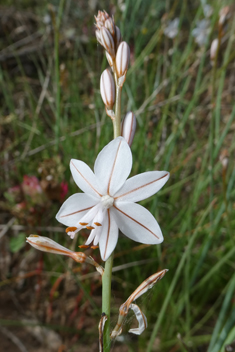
[
  {"x1": 100, "y1": 69, "x2": 116, "y2": 109},
  {"x1": 210, "y1": 38, "x2": 219, "y2": 61},
  {"x1": 100, "y1": 27, "x2": 115, "y2": 58},
  {"x1": 26, "y1": 235, "x2": 104, "y2": 274},
  {"x1": 115, "y1": 26, "x2": 122, "y2": 48},
  {"x1": 95, "y1": 29, "x2": 102, "y2": 45},
  {"x1": 121, "y1": 112, "x2": 136, "y2": 146},
  {"x1": 106, "y1": 51, "x2": 114, "y2": 69},
  {"x1": 116, "y1": 41, "x2": 130, "y2": 77},
  {"x1": 105, "y1": 17, "x2": 116, "y2": 37}
]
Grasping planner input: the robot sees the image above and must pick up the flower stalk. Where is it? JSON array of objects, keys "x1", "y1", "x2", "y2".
[{"x1": 102, "y1": 32, "x2": 123, "y2": 352}]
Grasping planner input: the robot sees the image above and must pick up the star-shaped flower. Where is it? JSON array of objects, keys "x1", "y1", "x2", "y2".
[{"x1": 56, "y1": 137, "x2": 169, "y2": 261}]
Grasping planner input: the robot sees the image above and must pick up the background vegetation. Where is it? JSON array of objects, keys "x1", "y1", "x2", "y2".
[{"x1": 0, "y1": 0, "x2": 235, "y2": 351}]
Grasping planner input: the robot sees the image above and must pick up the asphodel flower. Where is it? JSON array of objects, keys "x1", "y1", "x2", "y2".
[{"x1": 56, "y1": 137, "x2": 169, "y2": 261}]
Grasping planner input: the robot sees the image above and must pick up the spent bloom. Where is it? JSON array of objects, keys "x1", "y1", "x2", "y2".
[{"x1": 56, "y1": 137, "x2": 169, "y2": 261}]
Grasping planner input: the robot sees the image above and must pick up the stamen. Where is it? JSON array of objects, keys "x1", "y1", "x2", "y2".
[
  {"x1": 91, "y1": 245, "x2": 99, "y2": 249},
  {"x1": 79, "y1": 245, "x2": 89, "y2": 249},
  {"x1": 66, "y1": 226, "x2": 77, "y2": 233},
  {"x1": 79, "y1": 222, "x2": 89, "y2": 226},
  {"x1": 86, "y1": 226, "x2": 95, "y2": 230},
  {"x1": 94, "y1": 222, "x2": 102, "y2": 226}
]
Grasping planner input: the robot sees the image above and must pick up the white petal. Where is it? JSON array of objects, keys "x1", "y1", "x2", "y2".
[
  {"x1": 70, "y1": 159, "x2": 102, "y2": 199},
  {"x1": 99, "y1": 210, "x2": 119, "y2": 261},
  {"x1": 112, "y1": 202, "x2": 163, "y2": 244},
  {"x1": 85, "y1": 229, "x2": 97, "y2": 245},
  {"x1": 56, "y1": 193, "x2": 99, "y2": 226},
  {"x1": 114, "y1": 171, "x2": 169, "y2": 202},
  {"x1": 94, "y1": 137, "x2": 132, "y2": 196},
  {"x1": 128, "y1": 303, "x2": 147, "y2": 335},
  {"x1": 75, "y1": 203, "x2": 101, "y2": 227}
]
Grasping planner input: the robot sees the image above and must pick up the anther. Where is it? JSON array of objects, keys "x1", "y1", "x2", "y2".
[
  {"x1": 94, "y1": 222, "x2": 102, "y2": 226},
  {"x1": 86, "y1": 226, "x2": 95, "y2": 230},
  {"x1": 91, "y1": 245, "x2": 99, "y2": 249},
  {"x1": 66, "y1": 226, "x2": 77, "y2": 233},
  {"x1": 79, "y1": 222, "x2": 89, "y2": 226},
  {"x1": 79, "y1": 245, "x2": 89, "y2": 249}
]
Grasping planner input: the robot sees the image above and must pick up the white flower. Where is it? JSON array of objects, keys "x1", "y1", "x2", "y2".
[
  {"x1": 56, "y1": 137, "x2": 169, "y2": 261},
  {"x1": 192, "y1": 19, "x2": 210, "y2": 47},
  {"x1": 164, "y1": 18, "x2": 179, "y2": 39}
]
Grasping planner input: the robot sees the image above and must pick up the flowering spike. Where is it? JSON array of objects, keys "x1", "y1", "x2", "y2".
[
  {"x1": 121, "y1": 111, "x2": 136, "y2": 146},
  {"x1": 100, "y1": 69, "x2": 116, "y2": 110},
  {"x1": 116, "y1": 41, "x2": 130, "y2": 78}
]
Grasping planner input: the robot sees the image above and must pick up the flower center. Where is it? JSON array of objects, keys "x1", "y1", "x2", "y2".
[{"x1": 101, "y1": 194, "x2": 114, "y2": 209}]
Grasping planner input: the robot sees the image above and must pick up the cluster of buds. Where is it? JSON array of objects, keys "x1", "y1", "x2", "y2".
[{"x1": 95, "y1": 11, "x2": 130, "y2": 118}]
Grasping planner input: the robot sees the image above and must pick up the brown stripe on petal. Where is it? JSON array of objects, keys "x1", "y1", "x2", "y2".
[
  {"x1": 107, "y1": 139, "x2": 122, "y2": 195},
  {"x1": 71, "y1": 161, "x2": 102, "y2": 197},
  {"x1": 60, "y1": 206, "x2": 93, "y2": 218},
  {"x1": 113, "y1": 204, "x2": 159, "y2": 239},
  {"x1": 114, "y1": 173, "x2": 168, "y2": 200}
]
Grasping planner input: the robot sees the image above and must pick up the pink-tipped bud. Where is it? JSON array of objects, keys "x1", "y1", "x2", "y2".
[
  {"x1": 210, "y1": 38, "x2": 219, "y2": 61},
  {"x1": 100, "y1": 27, "x2": 115, "y2": 58},
  {"x1": 115, "y1": 26, "x2": 122, "y2": 48},
  {"x1": 105, "y1": 17, "x2": 116, "y2": 37},
  {"x1": 116, "y1": 41, "x2": 130, "y2": 78},
  {"x1": 121, "y1": 112, "x2": 136, "y2": 146},
  {"x1": 100, "y1": 69, "x2": 116, "y2": 109}
]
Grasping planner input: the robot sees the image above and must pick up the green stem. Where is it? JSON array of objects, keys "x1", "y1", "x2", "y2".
[
  {"x1": 102, "y1": 68, "x2": 122, "y2": 352},
  {"x1": 112, "y1": 71, "x2": 122, "y2": 137},
  {"x1": 102, "y1": 253, "x2": 114, "y2": 351}
]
